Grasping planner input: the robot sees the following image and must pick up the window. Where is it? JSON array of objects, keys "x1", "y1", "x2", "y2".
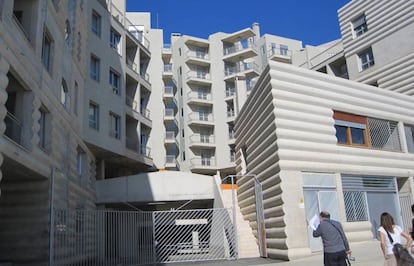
[
  {"x1": 77, "y1": 147, "x2": 87, "y2": 176},
  {"x1": 280, "y1": 45, "x2": 288, "y2": 56},
  {"x1": 88, "y1": 102, "x2": 99, "y2": 130},
  {"x1": 42, "y1": 29, "x2": 53, "y2": 72},
  {"x1": 91, "y1": 10, "x2": 101, "y2": 37},
  {"x1": 405, "y1": 124, "x2": 414, "y2": 153},
  {"x1": 39, "y1": 105, "x2": 50, "y2": 151},
  {"x1": 352, "y1": 14, "x2": 368, "y2": 37},
  {"x1": 90, "y1": 54, "x2": 100, "y2": 81},
  {"x1": 61, "y1": 79, "x2": 69, "y2": 110},
  {"x1": 358, "y1": 47, "x2": 374, "y2": 71},
  {"x1": 109, "y1": 112, "x2": 120, "y2": 139},
  {"x1": 109, "y1": 69, "x2": 121, "y2": 95},
  {"x1": 74, "y1": 82, "x2": 78, "y2": 115},
  {"x1": 110, "y1": 28, "x2": 121, "y2": 52},
  {"x1": 334, "y1": 111, "x2": 370, "y2": 147}
]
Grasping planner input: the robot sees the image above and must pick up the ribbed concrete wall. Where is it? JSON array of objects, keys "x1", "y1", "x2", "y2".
[{"x1": 235, "y1": 61, "x2": 414, "y2": 260}]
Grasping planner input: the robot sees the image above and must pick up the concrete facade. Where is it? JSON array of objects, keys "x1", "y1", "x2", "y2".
[
  {"x1": 293, "y1": 0, "x2": 414, "y2": 95},
  {"x1": 234, "y1": 61, "x2": 414, "y2": 260}
]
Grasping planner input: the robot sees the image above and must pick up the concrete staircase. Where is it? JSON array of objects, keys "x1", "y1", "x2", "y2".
[{"x1": 221, "y1": 188, "x2": 260, "y2": 258}]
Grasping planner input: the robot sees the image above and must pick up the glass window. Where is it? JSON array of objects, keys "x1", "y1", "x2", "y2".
[
  {"x1": 91, "y1": 10, "x2": 101, "y2": 37},
  {"x1": 39, "y1": 105, "x2": 50, "y2": 151},
  {"x1": 352, "y1": 14, "x2": 368, "y2": 37},
  {"x1": 109, "y1": 69, "x2": 120, "y2": 95},
  {"x1": 333, "y1": 111, "x2": 369, "y2": 147},
  {"x1": 61, "y1": 79, "x2": 69, "y2": 110},
  {"x1": 280, "y1": 45, "x2": 288, "y2": 56},
  {"x1": 358, "y1": 47, "x2": 375, "y2": 71},
  {"x1": 405, "y1": 125, "x2": 414, "y2": 153},
  {"x1": 88, "y1": 102, "x2": 99, "y2": 129},
  {"x1": 109, "y1": 112, "x2": 121, "y2": 139},
  {"x1": 90, "y1": 55, "x2": 100, "y2": 81},
  {"x1": 42, "y1": 30, "x2": 53, "y2": 72},
  {"x1": 110, "y1": 28, "x2": 121, "y2": 52}
]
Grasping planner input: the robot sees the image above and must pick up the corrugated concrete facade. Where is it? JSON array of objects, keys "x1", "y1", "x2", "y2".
[{"x1": 235, "y1": 61, "x2": 414, "y2": 260}]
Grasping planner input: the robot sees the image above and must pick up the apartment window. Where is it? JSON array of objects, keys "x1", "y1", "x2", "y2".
[
  {"x1": 90, "y1": 54, "x2": 100, "y2": 81},
  {"x1": 42, "y1": 29, "x2": 53, "y2": 72},
  {"x1": 77, "y1": 147, "x2": 87, "y2": 176},
  {"x1": 88, "y1": 102, "x2": 99, "y2": 130},
  {"x1": 91, "y1": 10, "x2": 101, "y2": 37},
  {"x1": 358, "y1": 47, "x2": 374, "y2": 71},
  {"x1": 39, "y1": 105, "x2": 50, "y2": 151},
  {"x1": 352, "y1": 14, "x2": 368, "y2": 37},
  {"x1": 109, "y1": 69, "x2": 121, "y2": 95},
  {"x1": 110, "y1": 28, "x2": 121, "y2": 52},
  {"x1": 405, "y1": 124, "x2": 414, "y2": 153},
  {"x1": 61, "y1": 79, "x2": 69, "y2": 110},
  {"x1": 74, "y1": 82, "x2": 79, "y2": 115},
  {"x1": 280, "y1": 45, "x2": 288, "y2": 56},
  {"x1": 334, "y1": 111, "x2": 369, "y2": 147},
  {"x1": 109, "y1": 112, "x2": 121, "y2": 139}
]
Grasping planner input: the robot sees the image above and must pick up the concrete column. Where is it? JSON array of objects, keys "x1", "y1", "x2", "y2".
[{"x1": 0, "y1": 54, "x2": 10, "y2": 197}]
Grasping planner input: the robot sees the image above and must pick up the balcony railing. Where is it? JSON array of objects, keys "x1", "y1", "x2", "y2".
[
  {"x1": 224, "y1": 62, "x2": 259, "y2": 76},
  {"x1": 165, "y1": 155, "x2": 177, "y2": 165},
  {"x1": 227, "y1": 110, "x2": 235, "y2": 118},
  {"x1": 163, "y1": 86, "x2": 174, "y2": 97},
  {"x1": 189, "y1": 134, "x2": 215, "y2": 145},
  {"x1": 188, "y1": 112, "x2": 214, "y2": 123},
  {"x1": 187, "y1": 91, "x2": 212, "y2": 102},
  {"x1": 140, "y1": 146, "x2": 151, "y2": 157},
  {"x1": 225, "y1": 87, "x2": 235, "y2": 97},
  {"x1": 164, "y1": 108, "x2": 175, "y2": 118},
  {"x1": 126, "y1": 58, "x2": 138, "y2": 72},
  {"x1": 186, "y1": 71, "x2": 211, "y2": 81},
  {"x1": 163, "y1": 64, "x2": 173, "y2": 73},
  {"x1": 140, "y1": 107, "x2": 150, "y2": 119},
  {"x1": 165, "y1": 131, "x2": 176, "y2": 141},
  {"x1": 223, "y1": 41, "x2": 255, "y2": 56},
  {"x1": 186, "y1": 50, "x2": 209, "y2": 60},
  {"x1": 125, "y1": 96, "x2": 138, "y2": 112},
  {"x1": 190, "y1": 157, "x2": 216, "y2": 167},
  {"x1": 5, "y1": 112, "x2": 23, "y2": 145}
]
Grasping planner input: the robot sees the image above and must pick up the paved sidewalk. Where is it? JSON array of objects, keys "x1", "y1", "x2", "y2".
[{"x1": 169, "y1": 239, "x2": 385, "y2": 266}]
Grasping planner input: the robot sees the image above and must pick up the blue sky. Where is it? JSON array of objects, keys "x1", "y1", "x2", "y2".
[{"x1": 126, "y1": 0, "x2": 351, "y2": 46}]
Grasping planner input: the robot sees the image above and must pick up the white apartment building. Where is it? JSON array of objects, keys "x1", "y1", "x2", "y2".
[{"x1": 148, "y1": 22, "x2": 302, "y2": 179}]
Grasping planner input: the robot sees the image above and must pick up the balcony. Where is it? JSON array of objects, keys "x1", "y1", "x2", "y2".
[
  {"x1": 140, "y1": 107, "x2": 151, "y2": 120},
  {"x1": 224, "y1": 62, "x2": 259, "y2": 80},
  {"x1": 163, "y1": 64, "x2": 173, "y2": 77},
  {"x1": 165, "y1": 155, "x2": 178, "y2": 168},
  {"x1": 162, "y1": 43, "x2": 172, "y2": 61},
  {"x1": 268, "y1": 46, "x2": 292, "y2": 64},
  {"x1": 187, "y1": 91, "x2": 213, "y2": 106},
  {"x1": 125, "y1": 95, "x2": 138, "y2": 112},
  {"x1": 140, "y1": 72, "x2": 151, "y2": 88},
  {"x1": 189, "y1": 134, "x2": 215, "y2": 148},
  {"x1": 223, "y1": 41, "x2": 257, "y2": 63},
  {"x1": 188, "y1": 112, "x2": 214, "y2": 126},
  {"x1": 185, "y1": 50, "x2": 210, "y2": 67},
  {"x1": 164, "y1": 108, "x2": 175, "y2": 121},
  {"x1": 186, "y1": 71, "x2": 212, "y2": 86},
  {"x1": 190, "y1": 157, "x2": 216, "y2": 168},
  {"x1": 163, "y1": 86, "x2": 174, "y2": 99},
  {"x1": 126, "y1": 58, "x2": 138, "y2": 73},
  {"x1": 165, "y1": 131, "x2": 177, "y2": 145},
  {"x1": 226, "y1": 110, "x2": 235, "y2": 121}
]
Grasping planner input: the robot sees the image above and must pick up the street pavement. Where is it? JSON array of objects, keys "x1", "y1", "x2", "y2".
[{"x1": 167, "y1": 239, "x2": 385, "y2": 266}]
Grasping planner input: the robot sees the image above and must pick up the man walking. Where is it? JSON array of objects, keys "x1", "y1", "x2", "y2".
[{"x1": 313, "y1": 211, "x2": 352, "y2": 266}]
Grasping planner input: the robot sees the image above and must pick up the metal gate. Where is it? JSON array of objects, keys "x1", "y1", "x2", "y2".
[
  {"x1": 254, "y1": 178, "x2": 267, "y2": 258},
  {"x1": 52, "y1": 208, "x2": 236, "y2": 265}
]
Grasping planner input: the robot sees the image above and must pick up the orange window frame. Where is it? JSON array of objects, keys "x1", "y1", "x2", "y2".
[{"x1": 333, "y1": 111, "x2": 372, "y2": 147}]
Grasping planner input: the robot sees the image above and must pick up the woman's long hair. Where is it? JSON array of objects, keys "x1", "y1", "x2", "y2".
[{"x1": 380, "y1": 212, "x2": 395, "y2": 233}]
